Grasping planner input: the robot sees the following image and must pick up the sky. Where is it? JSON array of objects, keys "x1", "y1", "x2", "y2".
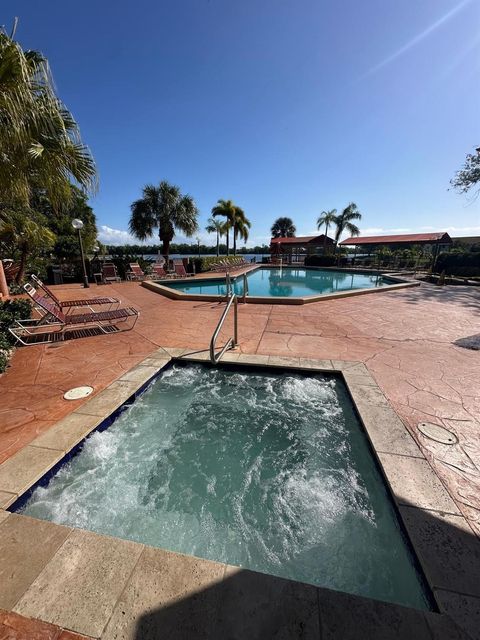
[{"x1": 3, "y1": 0, "x2": 480, "y2": 246}]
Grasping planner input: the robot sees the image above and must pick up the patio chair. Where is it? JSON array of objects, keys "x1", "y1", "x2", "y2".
[
  {"x1": 151, "y1": 264, "x2": 174, "y2": 279},
  {"x1": 30, "y1": 275, "x2": 119, "y2": 314},
  {"x1": 174, "y1": 263, "x2": 188, "y2": 278},
  {"x1": 101, "y1": 263, "x2": 122, "y2": 283},
  {"x1": 127, "y1": 263, "x2": 146, "y2": 281},
  {"x1": 10, "y1": 283, "x2": 139, "y2": 345}
]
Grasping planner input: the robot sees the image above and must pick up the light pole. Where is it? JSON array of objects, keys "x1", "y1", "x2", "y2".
[
  {"x1": 72, "y1": 218, "x2": 89, "y2": 288},
  {"x1": 197, "y1": 237, "x2": 201, "y2": 257}
]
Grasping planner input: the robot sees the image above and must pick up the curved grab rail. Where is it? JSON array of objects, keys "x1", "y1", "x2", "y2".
[{"x1": 210, "y1": 293, "x2": 238, "y2": 364}]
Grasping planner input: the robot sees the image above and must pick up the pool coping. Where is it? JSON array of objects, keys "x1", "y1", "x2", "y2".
[
  {"x1": 0, "y1": 348, "x2": 476, "y2": 638},
  {"x1": 142, "y1": 266, "x2": 420, "y2": 304}
]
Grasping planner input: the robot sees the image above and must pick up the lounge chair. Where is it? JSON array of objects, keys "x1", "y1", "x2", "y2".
[
  {"x1": 10, "y1": 283, "x2": 139, "y2": 345},
  {"x1": 30, "y1": 275, "x2": 119, "y2": 314},
  {"x1": 151, "y1": 264, "x2": 174, "y2": 279},
  {"x1": 174, "y1": 263, "x2": 188, "y2": 278},
  {"x1": 126, "y1": 263, "x2": 146, "y2": 281},
  {"x1": 101, "y1": 263, "x2": 122, "y2": 283}
]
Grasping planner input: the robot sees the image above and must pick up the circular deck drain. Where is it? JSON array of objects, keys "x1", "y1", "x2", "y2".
[
  {"x1": 417, "y1": 422, "x2": 458, "y2": 445},
  {"x1": 64, "y1": 386, "x2": 94, "y2": 401}
]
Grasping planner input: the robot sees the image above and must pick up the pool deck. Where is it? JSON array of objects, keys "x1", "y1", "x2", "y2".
[{"x1": 0, "y1": 279, "x2": 479, "y2": 638}]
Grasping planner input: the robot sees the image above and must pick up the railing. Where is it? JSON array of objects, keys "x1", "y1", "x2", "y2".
[
  {"x1": 209, "y1": 293, "x2": 238, "y2": 364},
  {"x1": 242, "y1": 272, "x2": 249, "y2": 303}
]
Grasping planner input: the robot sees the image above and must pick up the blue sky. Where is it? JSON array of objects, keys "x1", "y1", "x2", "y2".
[{"x1": 3, "y1": 0, "x2": 480, "y2": 245}]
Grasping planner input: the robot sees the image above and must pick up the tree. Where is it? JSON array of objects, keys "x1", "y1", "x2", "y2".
[
  {"x1": 205, "y1": 218, "x2": 225, "y2": 257},
  {"x1": 0, "y1": 31, "x2": 97, "y2": 209},
  {"x1": 129, "y1": 181, "x2": 199, "y2": 260},
  {"x1": 333, "y1": 203, "x2": 362, "y2": 251},
  {"x1": 0, "y1": 208, "x2": 56, "y2": 282},
  {"x1": 232, "y1": 208, "x2": 251, "y2": 255},
  {"x1": 317, "y1": 210, "x2": 337, "y2": 253},
  {"x1": 451, "y1": 146, "x2": 480, "y2": 197},
  {"x1": 211, "y1": 199, "x2": 247, "y2": 256},
  {"x1": 270, "y1": 217, "x2": 296, "y2": 238},
  {"x1": 31, "y1": 186, "x2": 97, "y2": 258}
]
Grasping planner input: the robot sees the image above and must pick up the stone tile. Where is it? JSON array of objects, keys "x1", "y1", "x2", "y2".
[
  {"x1": 357, "y1": 405, "x2": 423, "y2": 457},
  {"x1": 0, "y1": 509, "x2": 11, "y2": 524},
  {"x1": 181, "y1": 349, "x2": 210, "y2": 361},
  {"x1": 29, "y1": 413, "x2": 104, "y2": 454},
  {"x1": 118, "y1": 364, "x2": 159, "y2": 384},
  {"x1": 58, "y1": 631, "x2": 93, "y2": 640},
  {"x1": 267, "y1": 355, "x2": 301, "y2": 368},
  {"x1": 378, "y1": 453, "x2": 460, "y2": 515},
  {"x1": 433, "y1": 589, "x2": 480, "y2": 640},
  {"x1": 0, "y1": 490, "x2": 16, "y2": 508},
  {"x1": 0, "y1": 446, "x2": 64, "y2": 495},
  {"x1": 347, "y1": 383, "x2": 390, "y2": 407},
  {"x1": 74, "y1": 380, "x2": 139, "y2": 417},
  {"x1": 399, "y1": 507, "x2": 480, "y2": 597},
  {"x1": 298, "y1": 357, "x2": 333, "y2": 370},
  {"x1": 317, "y1": 586, "x2": 432, "y2": 639},
  {"x1": 343, "y1": 371, "x2": 377, "y2": 386},
  {"x1": 14, "y1": 529, "x2": 144, "y2": 638},
  {"x1": 218, "y1": 565, "x2": 319, "y2": 639},
  {"x1": 102, "y1": 546, "x2": 225, "y2": 640},
  {"x1": 0, "y1": 514, "x2": 71, "y2": 609},
  {"x1": 162, "y1": 347, "x2": 191, "y2": 357},
  {"x1": 219, "y1": 351, "x2": 240, "y2": 363},
  {"x1": 331, "y1": 360, "x2": 364, "y2": 371},
  {"x1": 236, "y1": 353, "x2": 270, "y2": 366},
  {"x1": 136, "y1": 355, "x2": 170, "y2": 368}
]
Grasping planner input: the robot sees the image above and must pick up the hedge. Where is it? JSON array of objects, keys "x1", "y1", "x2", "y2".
[
  {"x1": 0, "y1": 298, "x2": 32, "y2": 373},
  {"x1": 435, "y1": 252, "x2": 480, "y2": 277}
]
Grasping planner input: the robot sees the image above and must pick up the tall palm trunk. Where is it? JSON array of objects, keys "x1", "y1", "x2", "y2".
[
  {"x1": 233, "y1": 223, "x2": 237, "y2": 255},
  {"x1": 161, "y1": 238, "x2": 171, "y2": 263},
  {"x1": 226, "y1": 228, "x2": 230, "y2": 256},
  {"x1": 16, "y1": 243, "x2": 28, "y2": 284},
  {"x1": 323, "y1": 223, "x2": 329, "y2": 254},
  {"x1": 216, "y1": 231, "x2": 219, "y2": 257}
]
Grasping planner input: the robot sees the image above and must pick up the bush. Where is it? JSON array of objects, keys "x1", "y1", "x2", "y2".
[
  {"x1": 304, "y1": 255, "x2": 337, "y2": 267},
  {"x1": 435, "y1": 252, "x2": 480, "y2": 277},
  {"x1": 192, "y1": 255, "x2": 244, "y2": 273},
  {"x1": 0, "y1": 298, "x2": 32, "y2": 373}
]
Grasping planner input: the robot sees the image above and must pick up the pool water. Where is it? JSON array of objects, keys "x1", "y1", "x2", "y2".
[
  {"x1": 163, "y1": 267, "x2": 393, "y2": 297},
  {"x1": 19, "y1": 364, "x2": 430, "y2": 609}
]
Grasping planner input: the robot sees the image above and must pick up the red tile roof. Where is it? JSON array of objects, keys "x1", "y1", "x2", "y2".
[
  {"x1": 270, "y1": 234, "x2": 333, "y2": 245},
  {"x1": 340, "y1": 232, "x2": 451, "y2": 245}
]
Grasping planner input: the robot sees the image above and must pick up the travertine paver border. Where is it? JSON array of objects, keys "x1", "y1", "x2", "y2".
[
  {"x1": 0, "y1": 348, "x2": 477, "y2": 638},
  {"x1": 142, "y1": 268, "x2": 419, "y2": 305}
]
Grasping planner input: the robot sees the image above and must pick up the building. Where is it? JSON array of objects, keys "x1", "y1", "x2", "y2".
[
  {"x1": 339, "y1": 232, "x2": 452, "y2": 254},
  {"x1": 270, "y1": 234, "x2": 335, "y2": 262}
]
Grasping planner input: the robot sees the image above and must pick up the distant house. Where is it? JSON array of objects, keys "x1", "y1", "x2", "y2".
[
  {"x1": 270, "y1": 235, "x2": 335, "y2": 262},
  {"x1": 339, "y1": 232, "x2": 452, "y2": 253}
]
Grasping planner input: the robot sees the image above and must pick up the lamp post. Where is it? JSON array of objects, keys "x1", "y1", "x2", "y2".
[
  {"x1": 72, "y1": 218, "x2": 89, "y2": 288},
  {"x1": 197, "y1": 237, "x2": 201, "y2": 257}
]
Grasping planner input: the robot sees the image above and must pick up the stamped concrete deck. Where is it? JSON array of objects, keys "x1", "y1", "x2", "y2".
[{"x1": 0, "y1": 280, "x2": 479, "y2": 638}]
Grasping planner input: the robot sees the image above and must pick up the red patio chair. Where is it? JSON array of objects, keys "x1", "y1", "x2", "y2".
[
  {"x1": 101, "y1": 263, "x2": 122, "y2": 283},
  {"x1": 10, "y1": 283, "x2": 139, "y2": 345},
  {"x1": 174, "y1": 263, "x2": 188, "y2": 278},
  {"x1": 31, "y1": 274, "x2": 119, "y2": 313},
  {"x1": 127, "y1": 263, "x2": 146, "y2": 281}
]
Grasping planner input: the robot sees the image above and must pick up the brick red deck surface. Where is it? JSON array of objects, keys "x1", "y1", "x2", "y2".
[{"x1": 1, "y1": 280, "x2": 479, "y2": 537}]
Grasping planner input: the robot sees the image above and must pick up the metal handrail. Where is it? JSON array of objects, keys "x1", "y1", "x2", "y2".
[
  {"x1": 242, "y1": 272, "x2": 249, "y2": 303},
  {"x1": 210, "y1": 293, "x2": 238, "y2": 364}
]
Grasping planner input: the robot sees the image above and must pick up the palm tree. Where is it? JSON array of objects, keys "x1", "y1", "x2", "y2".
[
  {"x1": 0, "y1": 208, "x2": 56, "y2": 283},
  {"x1": 205, "y1": 217, "x2": 225, "y2": 257},
  {"x1": 232, "y1": 208, "x2": 251, "y2": 255},
  {"x1": 0, "y1": 32, "x2": 97, "y2": 208},
  {"x1": 317, "y1": 209, "x2": 337, "y2": 253},
  {"x1": 211, "y1": 199, "x2": 247, "y2": 256},
  {"x1": 333, "y1": 203, "x2": 362, "y2": 251},
  {"x1": 129, "y1": 181, "x2": 198, "y2": 261},
  {"x1": 271, "y1": 217, "x2": 296, "y2": 238}
]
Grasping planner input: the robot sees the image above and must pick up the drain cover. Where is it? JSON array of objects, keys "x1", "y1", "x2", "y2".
[
  {"x1": 417, "y1": 422, "x2": 458, "y2": 445},
  {"x1": 64, "y1": 386, "x2": 94, "y2": 401}
]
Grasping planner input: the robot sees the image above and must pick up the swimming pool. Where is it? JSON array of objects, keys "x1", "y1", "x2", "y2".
[
  {"x1": 160, "y1": 267, "x2": 395, "y2": 298},
  {"x1": 18, "y1": 363, "x2": 431, "y2": 610}
]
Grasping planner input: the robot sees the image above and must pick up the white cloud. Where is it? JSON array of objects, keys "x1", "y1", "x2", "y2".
[{"x1": 97, "y1": 225, "x2": 140, "y2": 245}]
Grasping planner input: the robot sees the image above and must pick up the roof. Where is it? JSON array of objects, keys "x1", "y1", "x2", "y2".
[
  {"x1": 270, "y1": 234, "x2": 334, "y2": 245},
  {"x1": 340, "y1": 232, "x2": 452, "y2": 246}
]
